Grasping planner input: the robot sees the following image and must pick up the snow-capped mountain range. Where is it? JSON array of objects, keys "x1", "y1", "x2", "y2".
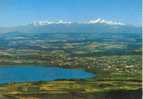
[
  {"x1": 0, "y1": 18, "x2": 141, "y2": 34},
  {"x1": 32, "y1": 18, "x2": 125, "y2": 26}
]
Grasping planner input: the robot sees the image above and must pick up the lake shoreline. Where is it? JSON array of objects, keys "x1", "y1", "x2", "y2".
[{"x1": 0, "y1": 64, "x2": 141, "y2": 99}]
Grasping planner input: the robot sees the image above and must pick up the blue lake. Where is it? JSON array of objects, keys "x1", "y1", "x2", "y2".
[{"x1": 0, "y1": 65, "x2": 95, "y2": 84}]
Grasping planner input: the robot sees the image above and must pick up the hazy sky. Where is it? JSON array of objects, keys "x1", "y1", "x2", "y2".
[{"x1": 0, "y1": 0, "x2": 141, "y2": 27}]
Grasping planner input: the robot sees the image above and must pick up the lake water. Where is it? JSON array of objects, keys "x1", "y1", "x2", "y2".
[{"x1": 0, "y1": 65, "x2": 95, "y2": 84}]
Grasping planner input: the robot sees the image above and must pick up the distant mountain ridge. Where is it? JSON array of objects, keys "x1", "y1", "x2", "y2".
[{"x1": 0, "y1": 19, "x2": 141, "y2": 34}]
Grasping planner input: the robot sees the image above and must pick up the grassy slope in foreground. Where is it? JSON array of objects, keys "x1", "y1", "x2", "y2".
[{"x1": 0, "y1": 80, "x2": 141, "y2": 95}]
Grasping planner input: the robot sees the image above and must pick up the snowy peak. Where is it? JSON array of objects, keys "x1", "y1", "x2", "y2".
[
  {"x1": 87, "y1": 18, "x2": 125, "y2": 25},
  {"x1": 32, "y1": 20, "x2": 72, "y2": 26}
]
